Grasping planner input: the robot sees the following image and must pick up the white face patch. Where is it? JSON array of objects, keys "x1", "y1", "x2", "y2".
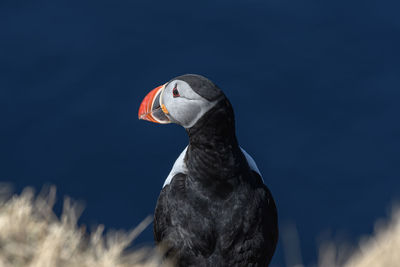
[
  {"x1": 160, "y1": 80, "x2": 219, "y2": 128},
  {"x1": 162, "y1": 146, "x2": 264, "y2": 188}
]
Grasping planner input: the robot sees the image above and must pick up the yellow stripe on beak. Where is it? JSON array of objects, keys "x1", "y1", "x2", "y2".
[{"x1": 161, "y1": 104, "x2": 169, "y2": 114}]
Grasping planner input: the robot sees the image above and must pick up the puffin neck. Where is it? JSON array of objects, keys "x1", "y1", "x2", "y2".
[
  {"x1": 185, "y1": 99, "x2": 244, "y2": 193},
  {"x1": 186, "y1": 98, "x2": 237, "y2": 149}
]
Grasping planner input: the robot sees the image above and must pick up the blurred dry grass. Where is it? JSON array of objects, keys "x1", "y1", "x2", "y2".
[
  {"x1": 0, "y1": 185, "x2": 170, "y2": 267},
  {"x1": 0, "y1": 185, "x2": 398, "y2": 267},
  {"x1": 318, "y1": 205, "x2": 400, "y2": 267}
]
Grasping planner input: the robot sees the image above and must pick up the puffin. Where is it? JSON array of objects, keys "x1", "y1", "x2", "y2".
[{"x1": 138, "y1": 74, "x2": 278, "y2": 266}]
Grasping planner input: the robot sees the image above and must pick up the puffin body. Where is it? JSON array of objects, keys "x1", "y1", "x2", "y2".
[{"x1": 139, "y1": 74, "x2": 278, "y2": 266}]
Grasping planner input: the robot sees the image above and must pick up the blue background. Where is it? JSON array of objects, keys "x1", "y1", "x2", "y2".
[{"x1": 1, "y1": 0, "x2": 399, "y2": 265}]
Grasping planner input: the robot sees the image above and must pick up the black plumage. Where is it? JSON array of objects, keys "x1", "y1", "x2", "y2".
[
  {"x1": 168, "y1": 74, "x2": 223, "y2": 101},
  {"x1": 153, "y1": 88, "x2": 278, "y2": 266}
]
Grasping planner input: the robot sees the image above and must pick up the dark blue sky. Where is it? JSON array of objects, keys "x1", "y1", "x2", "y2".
[{"x1": 1, "y1": 0, "x2": 399, "y2": 265}]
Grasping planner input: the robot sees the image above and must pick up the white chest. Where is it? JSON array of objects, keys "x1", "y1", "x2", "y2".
[{"x1": 163, "y1": 146, "x2": 264, "y2": 188}]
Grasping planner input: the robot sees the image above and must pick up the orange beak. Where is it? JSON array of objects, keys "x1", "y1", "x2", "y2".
[{"x1": 138, "y1": 84, "x2": 171, "y2": 124}]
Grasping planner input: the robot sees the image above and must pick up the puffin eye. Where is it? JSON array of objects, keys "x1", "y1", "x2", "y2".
[{"x1": 172, "y1": 85, "x2": 180, "y2": 98}]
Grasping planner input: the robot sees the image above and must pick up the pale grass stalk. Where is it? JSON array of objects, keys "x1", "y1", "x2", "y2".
[
  {"x1": 0, "y1": 186, "x2": 170, "y2": 267},
  {"x1": 318, "y1": 206, "x2": 400, "y2": 267}
]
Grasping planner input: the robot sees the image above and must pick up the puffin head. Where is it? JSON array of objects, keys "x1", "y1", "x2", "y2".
[{"x1": 138, "y1": 74, "x2": 224, "y2": 128}]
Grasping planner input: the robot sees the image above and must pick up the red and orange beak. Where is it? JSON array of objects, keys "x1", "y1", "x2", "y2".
[{"x1": 138, "y1": 84, "x2": 171, "y2": 124}]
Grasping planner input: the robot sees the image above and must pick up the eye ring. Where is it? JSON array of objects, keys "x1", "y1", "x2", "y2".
[{"x1": 172, "y1": 84, "x2": 180, "y2": 98}]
